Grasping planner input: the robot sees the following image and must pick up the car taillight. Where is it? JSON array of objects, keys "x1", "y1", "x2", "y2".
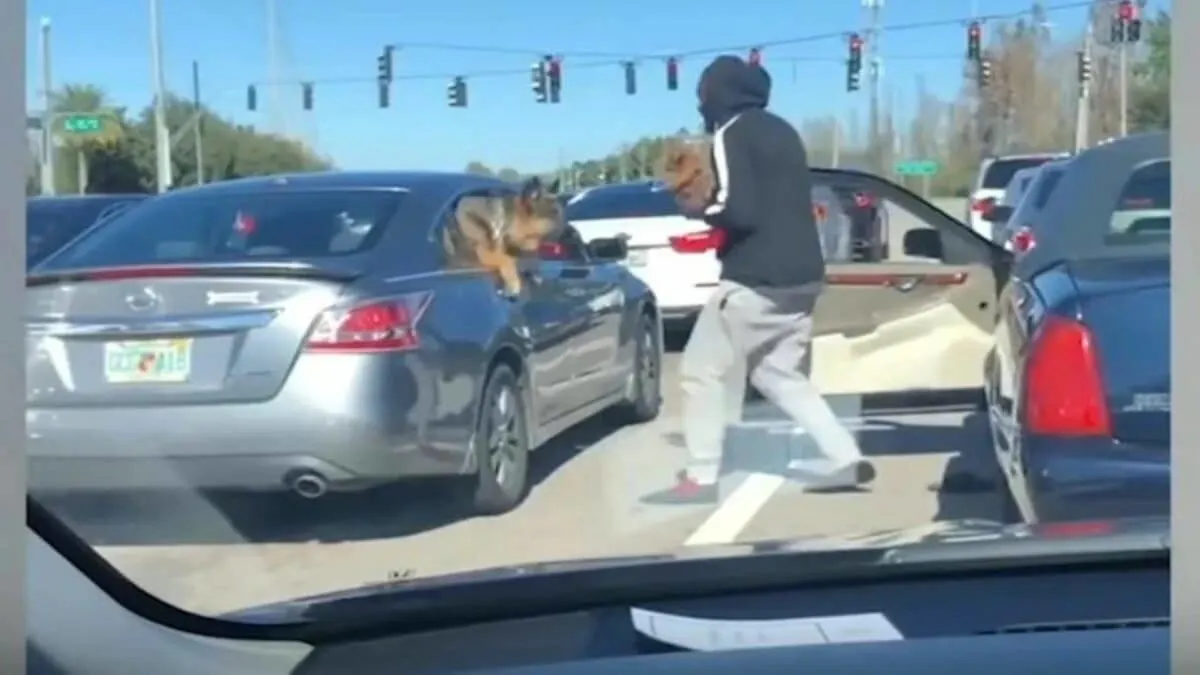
[
  {"x1": 538, "y1": 241, "x2": 566, "y2": 259},
  {"x1": 1024, "y1": 315, "x2": 1111, "y2": 437},
  {"x1": 306, "y1": 292, "x2": 433, "y2": 352},
  {"x1": 971, "y1": 197, "x2": 996, "y2": 214},
  {"x1": 669, "y1": 229, "x2": 726, "y2": 254},
  {"x1": 1010, "y1": 226, "x2": 1036, "y2": 254}
]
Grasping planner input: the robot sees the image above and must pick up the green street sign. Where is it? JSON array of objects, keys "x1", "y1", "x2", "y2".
[
  {"x1": 895, "y1": 160, "x2": 939, "y2": 176},
  {"x1": 61, "y1": 114, "x2": 104, "y2": 134}
]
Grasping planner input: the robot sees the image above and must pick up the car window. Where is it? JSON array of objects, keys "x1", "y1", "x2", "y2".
[
  {"x1": 40, "y1": 189, "x2": 404, "y2": 269},
  {"x1": 565, "y1": 184, "x2": 680, "y2": 221},
  {"x1": 1108, "y1": 159, "x2": 1170, "y2": 242},
  {"x1": 811, "y1": 185, "x2": 854, "y2": 262},
  {"x1": 26, "y1": 199, "x2": 127, "y2": 267},
  {"x1": 1031, "y1": 168, "x2": 1065, "y2": 210},
  {"x1": 981, "y1": 157, "x2": 1055, "y2": 189}
]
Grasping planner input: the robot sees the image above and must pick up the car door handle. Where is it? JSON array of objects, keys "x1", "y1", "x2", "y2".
[{"x1": 886, "y1": 276, "x2": 922, "y2": 292}]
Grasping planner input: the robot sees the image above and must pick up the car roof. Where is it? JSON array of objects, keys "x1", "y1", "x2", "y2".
[
  {"x1": 162, "y1": 170, "x2": 511, "y2": 199},
  {"x1": 28, "y1": 193, "x2": 148, "y2": 204},
  {"x1": 1020, "y1": 132, "x2": 1168, "y2": 272}
]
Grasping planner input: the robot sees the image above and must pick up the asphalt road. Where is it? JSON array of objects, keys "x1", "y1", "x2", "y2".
[{"x1": 46, "y1": 342, "x2": 1008, "y2": 617}]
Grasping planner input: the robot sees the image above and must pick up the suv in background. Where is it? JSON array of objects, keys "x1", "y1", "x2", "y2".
[{"x1": 966, "y1": 153, "x2": 1067, "y2": 241}]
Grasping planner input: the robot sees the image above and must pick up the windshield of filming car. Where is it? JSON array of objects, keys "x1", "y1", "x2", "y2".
[{"x1": 25, "y1": 2, "x2": 1171, "y2": 629}]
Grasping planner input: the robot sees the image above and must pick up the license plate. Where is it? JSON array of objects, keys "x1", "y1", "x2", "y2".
[
  {"x1": 103, "y1": 339, "x2": 193, "y2": 384},
  {"x1": 625, "y1": 250, "x2": 649, "y2": 267}
]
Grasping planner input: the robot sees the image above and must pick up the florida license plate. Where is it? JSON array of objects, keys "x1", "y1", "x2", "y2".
[{"x1": 103, "y1": 339, "x2": 193, "y2": 384}]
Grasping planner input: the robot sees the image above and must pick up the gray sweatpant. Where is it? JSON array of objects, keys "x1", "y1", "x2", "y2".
[{"x1": 680, "y1": 280, "x2": 864, "y2": 484}]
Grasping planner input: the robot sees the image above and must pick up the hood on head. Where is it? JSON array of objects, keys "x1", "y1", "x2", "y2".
[{"x1": 697, "y1": 55, "x2": 771, "y2": 132}]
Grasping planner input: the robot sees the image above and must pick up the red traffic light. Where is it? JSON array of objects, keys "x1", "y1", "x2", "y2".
[
  {"x1": 667, "y1": 57, "x2": 678, "y2": 75},
  {"x1": 968, "y1": 21, "x2": 981, "y2": 37},
  {"x1": 849, "y1": 33, "x2": 863, "y2": 50},
  {"x1": 1118, "y1": 0, "x2": 1135, "y2": 20},
  {"x1": 748, "y1": 48, "x2": 762, "y2": 65},
  {"x1": 548, "y1": 57, "x2": 561, "y2": 78}
]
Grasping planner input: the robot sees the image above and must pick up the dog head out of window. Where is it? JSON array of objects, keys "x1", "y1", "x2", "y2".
[
  {"x1": 509, "y1": 176, "x2": 565, "y2": 252},
  {"x1": 658, "y1": 138, "x2": 714, "y2": 214}
]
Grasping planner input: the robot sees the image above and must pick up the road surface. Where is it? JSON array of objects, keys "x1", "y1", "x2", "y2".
[{"x1": 46, "y1": 347, "x2": 1007, "y2": 616}]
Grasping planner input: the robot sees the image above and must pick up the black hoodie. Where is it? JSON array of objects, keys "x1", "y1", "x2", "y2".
[{"x1": 697, "y1": 55, "x2": 825, "y2": 290}]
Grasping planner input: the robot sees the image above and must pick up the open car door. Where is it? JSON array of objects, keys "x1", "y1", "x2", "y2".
[{"x1": 809, "y1": 170, "x2": 1008, "y2": 398}]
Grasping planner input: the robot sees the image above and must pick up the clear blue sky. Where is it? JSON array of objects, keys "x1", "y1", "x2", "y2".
[{"x1": 24, "y1": 0, "x2": 1153, "y2": 172}]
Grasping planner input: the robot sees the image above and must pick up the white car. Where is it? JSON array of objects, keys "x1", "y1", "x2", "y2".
[
  {"x1": 566, "y1": 181, "x2": 720, "y2": 329},
  {"x1": 966, "y1": 153, "x2": 1067, "y2": 242}
]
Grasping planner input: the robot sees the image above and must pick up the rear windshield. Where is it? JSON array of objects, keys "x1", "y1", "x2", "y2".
[
  {"x1": 1031, "y1": 168, "x2": 1065, "y2": 210},
  {"x1": 566, "y1": 185, "x2": 680, "y2": 221},
  {"x1": 40, "y1": 189, "x2": 404, "y2": 270},
  {"x1": 1108, "y1": 160, "x2": 1170, "y2": 243},
  {"x1": 27, "y1": 199, "x2": 134, "y2": 267},
  {"x1": 982, "y1": 157, "x2": 1056, "y2": 189}
]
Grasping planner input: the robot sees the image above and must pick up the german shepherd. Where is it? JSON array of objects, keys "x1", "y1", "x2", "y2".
[
  {"x1": 658, "y1": 137, "x2": 715, "y2": 214},
  {"x1": 443, "y1": 176, "x2": 564, "y2": 297}
]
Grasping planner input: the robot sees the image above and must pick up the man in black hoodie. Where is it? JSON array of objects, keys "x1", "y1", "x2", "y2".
[{"x1": 644, "y1": 55, "x2": 875, "y2": 505}]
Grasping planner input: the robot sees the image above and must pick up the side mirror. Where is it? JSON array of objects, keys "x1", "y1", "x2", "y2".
[
  {"x1": 982, "y1": 204, "x2": 1014, "y2": 224},
  {"x1": 903, "y1": 229, "x2": 943, "y2": 259},
  {"x1": 587, "y1": 236, "x2": 628, "y2": 261}
]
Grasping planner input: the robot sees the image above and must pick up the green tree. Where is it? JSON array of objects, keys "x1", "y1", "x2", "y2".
[{"x1": 1130, "y1": 10, "x2": 1170, "y2": 132}]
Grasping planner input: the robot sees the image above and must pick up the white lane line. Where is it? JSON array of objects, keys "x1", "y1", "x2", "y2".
[{"x1": 683, "y1": 472, "x2": 785, "y2": 547}]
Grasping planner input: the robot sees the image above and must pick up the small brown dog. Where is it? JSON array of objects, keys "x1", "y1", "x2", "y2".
[
  {"x1": 443, "y1": 176, "x2": 564, "y2": 296},
  {"x1": 658, "y1": 137, "x2": 715, "y2": 214}
]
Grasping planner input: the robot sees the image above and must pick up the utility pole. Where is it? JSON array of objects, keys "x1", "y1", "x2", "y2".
[
  {"x1": 863, "y1": 0, "x2": 883, "y2": 174},
  {"x1": 192, "y1": 61, "x2": 205, "y2": 185},
  {"x1": 38, "y1": 18, "x2": 55, "y2": 196},
  {"x1": 831, "y1": 118, "x2": 841, "y2": 168},
  {"x1": 1117, "y1": 37, "x2": 1128, "y2": 137},
  {"x1": 149, "y1": 0, "x2": 172, "y2": 192},
  {"x1": 265, "y1": 0, "x2": 284, "y2": 136},
  {"x1": 1074, "y1": 22, "x2": 1094, "y2": 152}
]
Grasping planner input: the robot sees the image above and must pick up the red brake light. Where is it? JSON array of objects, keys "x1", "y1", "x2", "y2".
[
  {"x1": 1024, "y1": 316, "x2": 1111, "y2": 437},
  {"x1": 84, "y1": 265, "x2": 200, "y2": 281},
  {"x1": 669, "y1": 229, "x2": 726, "y2": 254},
  {"x1": 972, "y1": 197, "x2": 996, "y2": 214},
  {"x1": 538, "y1": 241, "x2": 566, "y2": 259},
  {"x1": 1010, "y1": 226, "x2": 1036, "y2": 254},
  {"x1": 1036, "y1": 521, "x2": 1115, "y2": 538},
  {"x1": 306, "y1": 293, "x2": 432, "y2": 353}
]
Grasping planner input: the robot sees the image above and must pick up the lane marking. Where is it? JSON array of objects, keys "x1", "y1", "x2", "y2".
[{"x1": 683, "y1": 472, "x2": 785, "y2": 547}]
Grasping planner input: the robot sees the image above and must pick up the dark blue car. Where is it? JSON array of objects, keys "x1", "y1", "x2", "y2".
[
  {"x1": 27, "y1": 194, "x2": 149, "y2": 268},
  {"x1": 985, "y1": 132, "x2": 1169, "y2": 524}
]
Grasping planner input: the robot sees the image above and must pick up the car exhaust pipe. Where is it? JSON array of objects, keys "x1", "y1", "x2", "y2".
[{"x1": 289, "y1": 472, "x2": 328, "y2": 499}]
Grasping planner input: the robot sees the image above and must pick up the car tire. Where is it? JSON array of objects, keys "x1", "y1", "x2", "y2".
[
  {"x1": 607, "y1": 313, "x2": 662, "y2": 425},
  {"x1": 471, "y1": 364, "x2": 530, "y2": 515}
]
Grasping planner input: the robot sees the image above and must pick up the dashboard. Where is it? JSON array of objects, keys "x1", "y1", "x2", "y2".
[{"x1": 295, "y1": 561, "x2": 1167, "y2": 675}]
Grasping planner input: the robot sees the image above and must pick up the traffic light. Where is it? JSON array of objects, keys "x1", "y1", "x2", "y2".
[
  {"x1": 967, "y1": 21, "x2": 982, "y2": 62},
  {"x1": 377, "y1": 46, "x2": 394, "y2": 83},
  {"x1": 547, "y1": 56, "x2": 562, "y2": 103},
  {"x1": 448, "y1": 76, "x2": 467, "y2": 107},
  {"x1": 530, "y1": 61, "x2": 548, "y2": 103},
  {"x1": 978, "y1": 55, "x2": 993, "y2": 87},
  {"x1": 301, "y1": 82, "x2": 313, "y2": 111},
  {"x1": 246, "y1": 85, "x2": 257, "y2": 111},
  {"x1": 748, "y1": 48, "x2": 762, "y2": 66},
  {"x1": 1077, "y1": 50, "x2": 1092, "y2": 85},
  {"x1": 1114, "y1": 0, "x2": 1142, "y2": 42},
  {"x1": 623, "y1": 61, "x2": 637, "y2": 95},
  {"x1": 377, "y1": 45, "x2": 394, "y2": 109},
  {"x1": 666, "y1": 57, "x2": 679, "y2": 91},
  {"x1": 846, "y1": 33, "x2": 863, "y2": 92}
]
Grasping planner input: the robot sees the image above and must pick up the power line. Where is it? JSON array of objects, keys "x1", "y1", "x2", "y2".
[{"x1": 242, "y1": 1, "x2": 1093, "y2": 102}]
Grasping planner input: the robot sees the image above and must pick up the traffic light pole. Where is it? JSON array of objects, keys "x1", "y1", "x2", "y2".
[
  {"x1": 1117, "y1": 39, "x2": 1128, "y2": 137},
  {"x1": 1074, "y1": 23, "x2": 1093, "y2": 153},
  {"x1": 38, "y1": 18, "x2": 55, "y2": 196},
  {"x1": 863, "y1": 0, "x2": 883, "y2": 174}
]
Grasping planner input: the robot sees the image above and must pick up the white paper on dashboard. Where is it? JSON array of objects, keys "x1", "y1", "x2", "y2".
[{"x1": 629, "y1": 607, "x2": 904, "y2": 652}]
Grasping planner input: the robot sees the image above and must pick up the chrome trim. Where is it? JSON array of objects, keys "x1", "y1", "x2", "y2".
[{"x1": 28, "y1": 309, "x2": 279, "y2": 337}]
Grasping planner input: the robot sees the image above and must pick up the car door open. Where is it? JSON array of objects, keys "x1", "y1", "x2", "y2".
[{"x1": 810, "y1": 172, "x2": 1005, "y2": 399}]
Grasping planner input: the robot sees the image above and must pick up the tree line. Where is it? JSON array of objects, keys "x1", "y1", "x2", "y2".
[
  {"x1": 479, "y1": 2, "x2": 1169, "y2": 196},
  {"x1": 26, "y1": 84, "x2": 331, "y2": 196}
]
